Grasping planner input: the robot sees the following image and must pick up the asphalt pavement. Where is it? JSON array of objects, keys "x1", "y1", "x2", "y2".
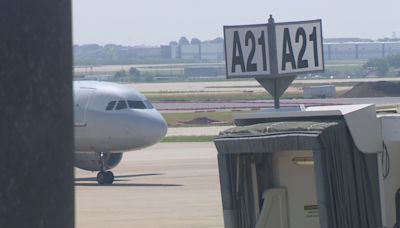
[{"x1": 75, "y1": 142, "x2": 224, "y2": 228}]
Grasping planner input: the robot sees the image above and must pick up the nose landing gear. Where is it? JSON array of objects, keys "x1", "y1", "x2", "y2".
[
  {"x1": 97, "y1": 152, "x2": 115, "y2": 185},
  {"x1": 97, "y1": 170, "x2": 114, "y2": 185}
]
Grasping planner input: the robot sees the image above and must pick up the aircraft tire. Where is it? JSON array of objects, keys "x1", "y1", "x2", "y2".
[
  {"x1": 97, "y1": 171, "x2": 114, "y2": 185},
  {"x1": 105, "y1": 171, "x2": 114, "y2": 184},
  {"x1": 97, "y1": 171, "x2": 107, "y2": 185}
]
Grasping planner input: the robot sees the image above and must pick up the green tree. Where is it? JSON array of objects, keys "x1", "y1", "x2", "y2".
[
  {"x1": 129, "y1": 67, "x2": 141, "y2": 76},
  {"x1": 114, "y1": 70, "x2": 127, "y2": 81},
  {"x1": 376, "y1": 59, "x2": 389, "y2": 76},
  {"x1": 128, "y1": 67, "x2": 142, "y2": 82},
  {"x1": 143, "y1": 76, "x2": 154, "y2": 82},
  {"x1": 364, "y1": 58, "x2": 389, "y2": 76}
]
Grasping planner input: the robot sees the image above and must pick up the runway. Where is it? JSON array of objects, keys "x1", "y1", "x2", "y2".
[{"x1": 75, "y1": 142, "x2": 224, "y2": 228}]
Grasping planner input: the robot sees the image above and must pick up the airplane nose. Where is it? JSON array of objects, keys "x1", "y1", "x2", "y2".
[{"x1": 141, "y1": 111, "x2": 168, "y2": 145}]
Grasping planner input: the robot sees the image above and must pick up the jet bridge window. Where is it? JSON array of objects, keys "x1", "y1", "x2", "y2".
[
  {"x1": 105, "y1": 101, "x2": 117, "y2": 111},
  {"x1": 115, "y1": 100, "x2": 128, "y2": 110}
]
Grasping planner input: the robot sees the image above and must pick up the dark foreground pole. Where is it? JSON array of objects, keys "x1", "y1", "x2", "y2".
[
  {"x1": 0, "y1": 1, "x2": 74, "y2": 228},
  {"x1": 266, "y1": 15, "x2": 280, "y2": 109}
]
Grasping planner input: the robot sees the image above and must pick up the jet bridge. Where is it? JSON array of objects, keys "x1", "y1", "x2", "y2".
[{"x1": 214, "y1": 104, "x2": 400, "y2": 228}]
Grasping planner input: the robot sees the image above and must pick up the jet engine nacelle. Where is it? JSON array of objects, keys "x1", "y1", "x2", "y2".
[{"x1": 75, "y1": 152, "x2": 123, "y2": 171}]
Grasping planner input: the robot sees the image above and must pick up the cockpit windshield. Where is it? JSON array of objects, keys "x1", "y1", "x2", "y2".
[
  {"x1": 127, "y1": 100, "x2": 154, "y2": 109},
  {"x1": 105, "y1": 100, "x2": 154, "y2": 111},
  {"x1": 127, "y1": 100, "x2": 146, "y2": 109},
  {"x1": 143, "y1": 100, "x2": 154, "y2": 109},
  {"x1": 105, "y1": 101, "x2": 116, "y2": 110},
  {"x1": 115, "y1": 100, "x2": 128, "y2": 110}
]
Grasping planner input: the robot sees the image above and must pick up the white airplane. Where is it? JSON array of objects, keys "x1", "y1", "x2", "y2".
[{"x1": 73, "y1": 81, "x2": 167, "y2": 185}]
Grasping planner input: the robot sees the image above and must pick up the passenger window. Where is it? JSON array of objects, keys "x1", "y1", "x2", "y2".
[
  {"x1": 105, "y1": 101, "x2": 116, "y2": 111},
  {"x1": 115, "y1": 100, "x2": 128, "y2": 110},
  {"x1": 127, "y1": 100, "x2": 146, "y2": 109}
]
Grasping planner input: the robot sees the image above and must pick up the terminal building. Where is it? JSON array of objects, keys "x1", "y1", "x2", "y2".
[
  {"x1": 74, "y1": 40, "x2": 400, "y2": 63},
  {"x1": 164, "y1": 42, "x2": 400, "y2": 60},
  {"x1": 159, "y1": 41, "x2": 400, "y2": 61},
  {"x1": 324, "y1": 42, "x2": 400, "y2": 60},
  {"x1": 160, "y1": 42, "x2": 225, "y2": 61}
]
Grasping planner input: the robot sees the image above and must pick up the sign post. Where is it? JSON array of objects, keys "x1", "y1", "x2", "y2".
[
  {"x1": 266, "y1": 15, "x2": 280, "y2": 108},
  {"x1": 261, "y1": 15, "x2": 283, "y2": 109},
  {"x1": 224, "y1": 15, "x2": 324, "y2": 109}
]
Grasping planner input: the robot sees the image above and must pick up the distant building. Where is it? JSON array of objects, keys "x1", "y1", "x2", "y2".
[
  {"x1": 201, "y1": 43, "x2": 224, "y2": 60},
  {"x1": 357, "y1": 43, "x2": 384, "y2": 59},
  {"x1": 385, "y1": 42, "x2": 400, "y2": 56},
  {"x1": 325, "y1": 43, "x2": 357, "y2": 59},
  {"x1": 161, "y1": 44, "x2": 180, "y2": 59},
  {"x1": 131, "y1": 47, "x2": 161, "y2": 58},
  {"x1": 324, "y1": 42, "x2": 400, "y2": 60},
  {"x1": 74, "y1": 38, "x2": 400, "y2": 65},
  {"x1": 180, "y1": 44, "x2": 201, "y2": 59},
  {"x1": 324, "y1": 38, "x2": 374, "y2": 43}
]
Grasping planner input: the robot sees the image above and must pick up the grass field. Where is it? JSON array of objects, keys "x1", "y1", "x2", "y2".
[
  {"x1": 198, "y1": 81, "x2": 359, "y2": 89},
  {"x1": 148, "y1": 90, "x2": 348, "y2": 102},
  {"x1": 147, "y1": 91, "x2": 304, "y2": 102}
]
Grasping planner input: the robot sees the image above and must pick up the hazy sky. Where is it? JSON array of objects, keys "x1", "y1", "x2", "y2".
[{"x1": 72, "y1": 0, "x2": 400, "y2": 46}]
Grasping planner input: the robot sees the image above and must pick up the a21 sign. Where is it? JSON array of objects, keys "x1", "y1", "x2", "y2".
[{"x1": 224, "y1": 20, "x2": 324, "y2": 79}]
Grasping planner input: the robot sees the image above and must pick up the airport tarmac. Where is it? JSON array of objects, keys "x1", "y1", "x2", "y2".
[{"x1": 75, "y1": 142, "x2": 224, "y2": 228}]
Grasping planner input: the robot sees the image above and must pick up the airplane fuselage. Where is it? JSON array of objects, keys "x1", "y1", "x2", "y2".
[
  {"x1": 74, "y1": 81, "x2": 167, "y2": 153},
  {"x1": 72, "y1": 81, "x2": 167, "y2": 184}
]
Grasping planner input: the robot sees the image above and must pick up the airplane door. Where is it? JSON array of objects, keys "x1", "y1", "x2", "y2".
[{"x1": 74, "y1": 87, "x2": 96, "y2": 126}]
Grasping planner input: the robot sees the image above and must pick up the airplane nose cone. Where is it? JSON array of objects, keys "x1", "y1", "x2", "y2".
[{"x1": 141, "y1": 111, "x2": 168, "y2": 146}]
